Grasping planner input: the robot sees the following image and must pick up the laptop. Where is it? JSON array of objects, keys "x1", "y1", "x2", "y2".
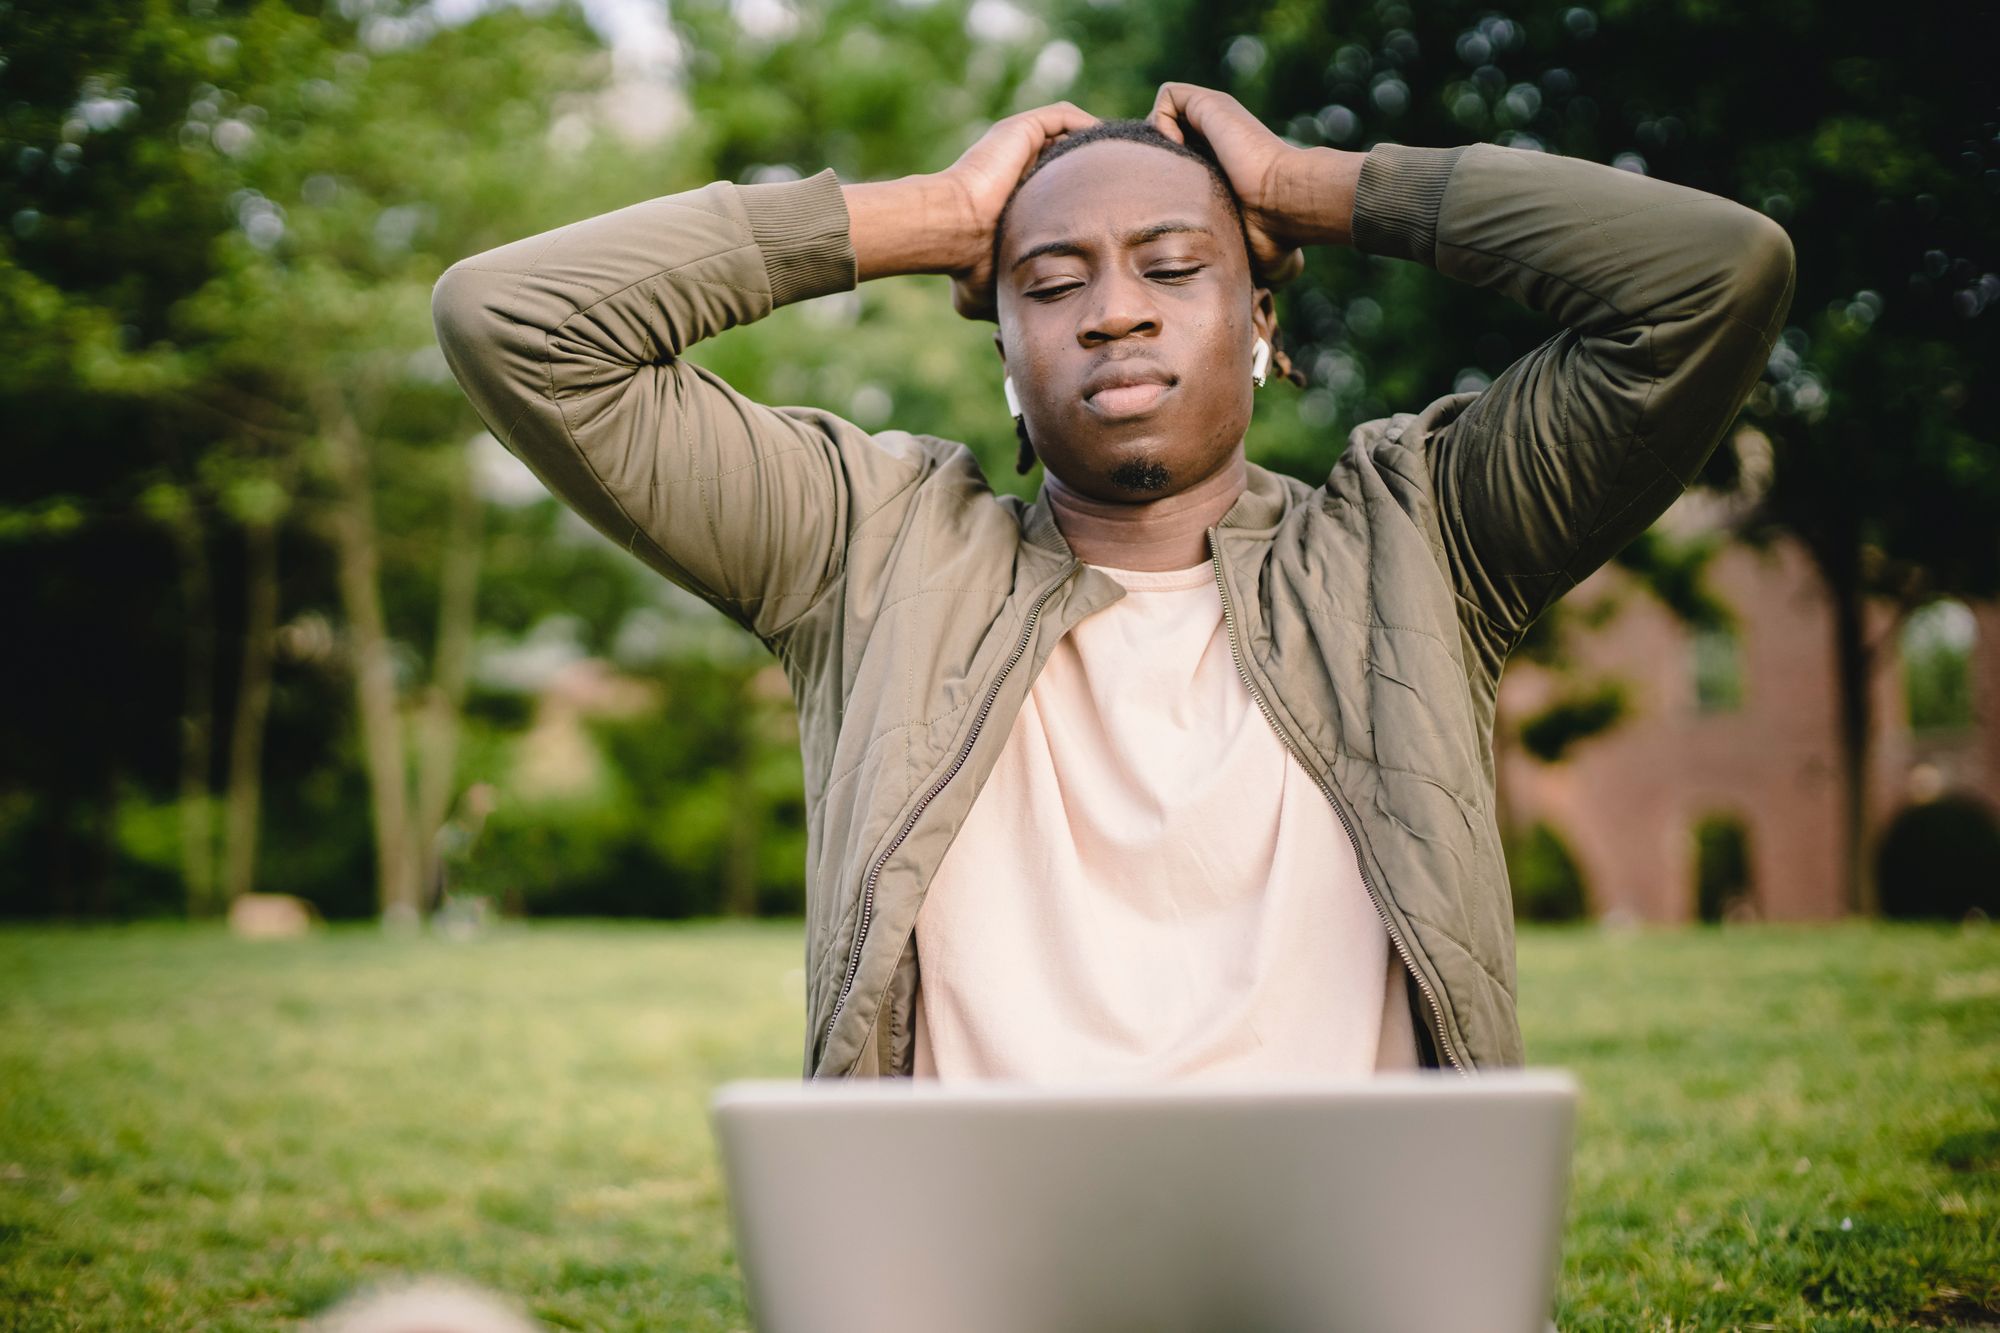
[{"x1": 710, "y1": 1069, "x2": 1578, "y2": 1333}]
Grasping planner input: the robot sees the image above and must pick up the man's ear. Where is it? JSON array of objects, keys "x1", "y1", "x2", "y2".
[
  {"x1": 992, "y1": 330, "x2": 1007, "y2": 367},
  {"x1": 1250, "y1": 286, "x2": 1277, "y2": 343}
]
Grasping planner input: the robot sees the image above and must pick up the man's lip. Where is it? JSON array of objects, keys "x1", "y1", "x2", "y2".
[
  {"x1": 1081, "y1": 358, "x2": 1177, "y2": 399},
  {"x1": 1083, "y1": 380, "x2": 1177, "y2": 418}
]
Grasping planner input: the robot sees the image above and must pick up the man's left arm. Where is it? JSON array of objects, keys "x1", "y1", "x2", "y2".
[{"x1": 1342, "y1": 141, "x2": 1797, "y2": 652}]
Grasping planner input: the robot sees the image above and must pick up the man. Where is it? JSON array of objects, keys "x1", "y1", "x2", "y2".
[{"x1": 431, "y1": 83, "x2": 1796, "y2": 1080}]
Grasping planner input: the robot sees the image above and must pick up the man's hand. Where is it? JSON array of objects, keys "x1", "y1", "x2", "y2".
[
  {"x1": 842, "y1": 102, "x2": 1097, "y2": 322},
  {"x1": 1147, "y1": 82, "x2": 1364, "y2": 280},
  {"x1": 937, "y1": 102, "x2": 1098, "y2": 320}
]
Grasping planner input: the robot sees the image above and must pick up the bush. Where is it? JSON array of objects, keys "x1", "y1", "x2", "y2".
[
  {"x1": 1876, "y1": 795, "x2": 2000, "y2": 920},
  {"x1": 1504, "y1": 819, "x2": 1591, "y2": 922}
]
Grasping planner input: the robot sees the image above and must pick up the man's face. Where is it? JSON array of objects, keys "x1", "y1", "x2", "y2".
[{"x1": 994, "y1": 139, "x2": 1274, "y2": 502}]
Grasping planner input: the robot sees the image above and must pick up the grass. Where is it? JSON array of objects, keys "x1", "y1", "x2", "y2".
[{"x1": 0, "y1": 919, "x2": 1995, "y2": 1332}]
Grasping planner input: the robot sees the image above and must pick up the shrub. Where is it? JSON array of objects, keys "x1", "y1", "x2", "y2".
[
  {"x1": 1876, "y1": 795, "x2": 2000, "y2": 920},
  {"x1": 1504, "y1": 819, "x2": 1591, "y2": 922}
]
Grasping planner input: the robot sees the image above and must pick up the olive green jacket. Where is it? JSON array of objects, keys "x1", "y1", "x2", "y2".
[{"x1": 431, "y1": 139, "x2": 1796, "y2": 1078}]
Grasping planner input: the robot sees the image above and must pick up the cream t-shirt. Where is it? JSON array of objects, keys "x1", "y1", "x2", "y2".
[{"x1": 911, "y1": 557, "x2": 1420, "y2": 1082}]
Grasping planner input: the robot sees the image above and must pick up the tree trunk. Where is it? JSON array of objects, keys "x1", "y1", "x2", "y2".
[
  {"x1": 321, "y1": 396, "x2": 420, "y2": 925},
  {"x1": 413, "y1": 439, "x2": 484, "y2": 910},
  {"x1": 87, "y1": 760, "x2": 118, "y2": 918},
  {"x1": 1819, "y1": 535, "x2": 1879, "y2": 916},
  {"x1": 47, "y1": 782, "x2": 77, "y2": 918},
  {"x1": 221, "y1": 515, "x2": 279, "y2": 904},
  {"x1": 170, "y1": 511, "x2": 219, "y2": 917}
]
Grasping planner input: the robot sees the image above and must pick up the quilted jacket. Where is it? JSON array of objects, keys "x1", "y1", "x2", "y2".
[{"x1": 430, "y1": 138, "x2": 1797, "y2": 1078}]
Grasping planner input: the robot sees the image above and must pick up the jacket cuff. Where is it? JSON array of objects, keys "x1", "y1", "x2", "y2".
[
  {"x1": 1351, "y1": 142, "x2": 1472, "y2": 268},
  {"x1": 737, "y1": 166, "x2": 858, "y2": 308}
]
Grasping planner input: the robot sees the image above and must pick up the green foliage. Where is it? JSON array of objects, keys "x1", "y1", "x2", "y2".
[
  {"x1": 1614, "y1": 528, "x2": 1734, "y2": 632},
  {"x1": 1, "y1": 0, "x2": 1068, "y2": 918},
  {"x1": 1900, "y1": 599, "x2": 1977, "y2": 733},
  {"x1": 1518, "y1": 678, "x2": 1629, "y2": 763},
  {"x1": 1097, "y1": 0, "x2": 1998, "y2": 926},
  {"x1": 0, "y1": 0, "x2": 641, "y2": 916},
  {"x1": 8, "y1": 0, "x2": 1998, "y2": 920},
  {"x1": 1504, "y1": 818, "x2": 1590, "y2": 922},
  {"x1": 451, "y1": 659, "x2": 808, "y2": 919}
]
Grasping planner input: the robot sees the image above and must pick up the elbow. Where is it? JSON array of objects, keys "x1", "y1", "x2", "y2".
[
  {"x1": 430, "y1": 260, "x2": 496, "y2": 352},
  {"x1": 1722, "y1": 211, "x2": 1798, "y2": 336}
]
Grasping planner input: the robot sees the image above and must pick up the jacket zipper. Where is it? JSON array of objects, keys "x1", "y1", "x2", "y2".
[
  {"x1": 1206, "y1": 525, "x2": 1467, "y2": 1073},
  {"x1": 813, "y1": 562, "x2": 1078, "y2": 1077}
]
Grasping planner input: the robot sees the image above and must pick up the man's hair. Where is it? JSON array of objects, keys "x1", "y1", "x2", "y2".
[{"x1": 990, "y1": 118, "x2": 1254, "y2": 281}]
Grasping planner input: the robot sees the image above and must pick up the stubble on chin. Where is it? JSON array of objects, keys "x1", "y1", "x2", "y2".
[{"x1": 1107, "y1": 458, "x2": 1172, "y2": 493}]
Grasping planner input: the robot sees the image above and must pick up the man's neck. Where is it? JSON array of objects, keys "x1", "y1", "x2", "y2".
[{"x1": 1044, "y1": 453, "x2": 1248, "y2": 572}]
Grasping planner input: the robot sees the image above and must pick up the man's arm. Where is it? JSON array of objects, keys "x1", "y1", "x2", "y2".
[
  {"x1": 429, "y1": 104, "x2": 1092, "y2": 651},
  {"x1": 1335, "y1": 140, "x2": 1798, "y2": 651},
  {"x1": 1145, "y1": 85, "x2": 1796, "y2": 657},
  {"x1": 430, "y1": 170, "x2": 969, "y2": 649}
]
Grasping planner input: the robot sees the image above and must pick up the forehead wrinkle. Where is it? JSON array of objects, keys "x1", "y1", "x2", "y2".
[{"x1": 1009, "y1": 221, "x2": 1218, "y2": 272}]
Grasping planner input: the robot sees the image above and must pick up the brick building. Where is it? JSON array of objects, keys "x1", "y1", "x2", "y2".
[{"x1": 1494, "y1": 458, "x2": 2000, "y2": 924}]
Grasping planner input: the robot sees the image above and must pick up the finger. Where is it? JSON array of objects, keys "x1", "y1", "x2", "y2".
[
  {"x1": 1021, "y1": 100, "x2": 1097, "y2": 146},
  {"x1": 1013, "y1": 102, "x2": 1096, "y2": 180},
  {"x1": 1148, "y1": 83, "x2": 1188, "y2": 145},
  {"x1": 951, "y1": 275, "x2": 998, "y2": 324},
  {"x1": 1257, "y1": 247, "x2": 1305, "y2": 287}
]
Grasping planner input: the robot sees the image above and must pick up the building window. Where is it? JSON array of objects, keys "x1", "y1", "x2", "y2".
[
  {"x1": 1901, "y1": 599, "x2": 1977, "y2": 733},
  {"x1": 1692, "y1": 813, "x2": 1753, "y2": 923},
  {"x1": 1691, "y1": 623, "x2": 1743, "y2": 713}
]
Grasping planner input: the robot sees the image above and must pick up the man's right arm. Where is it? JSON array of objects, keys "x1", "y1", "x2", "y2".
[{"x1": 429, "y1": 167, "x2": 961, "y2": 648}]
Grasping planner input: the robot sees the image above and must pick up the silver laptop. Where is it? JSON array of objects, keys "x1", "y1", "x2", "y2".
[{"x1": 710, "y1": 1069, "x2": 1577, "y2": 1333}]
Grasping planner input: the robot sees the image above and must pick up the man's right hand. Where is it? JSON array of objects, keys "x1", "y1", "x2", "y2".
[
  {"x1": 842, "y1": 102, "x2": 1098, "y2": 322},
  {"x1": 935, "y1": 102, "x2": 1097, "y2": 321}
]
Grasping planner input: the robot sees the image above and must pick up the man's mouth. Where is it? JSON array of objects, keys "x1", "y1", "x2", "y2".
[{"x1": 1084, "y1": 381, "x2": 1175, "y2": 417}]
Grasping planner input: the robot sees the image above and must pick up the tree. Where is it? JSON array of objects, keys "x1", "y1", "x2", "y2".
[
  {"x1": 2, "y1": 1, "x2": 662, "y2": 918},
  {"x1": 1065, "y1": 0, "x2": 2000, "y2": 914},
  {"x1": 3, "y1": 0, "x2": 1074, "y2": 919}
]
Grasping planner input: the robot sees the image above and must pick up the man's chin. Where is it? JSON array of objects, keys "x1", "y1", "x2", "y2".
[
  {"x1": 1040, "y1": 435, "x2": 1182, "y2": 500},
  {"x1": 1106, "y1": 457, "x2": 1174, "y2": 493}
]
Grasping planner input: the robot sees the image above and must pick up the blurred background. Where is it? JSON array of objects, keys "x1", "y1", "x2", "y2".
[
  {"x1": 4, "y1": 0, "x2": 1997, "y2": 930},
  {"x1": 2, "y1": 1, "x2": 1996, "y2": 1330}
]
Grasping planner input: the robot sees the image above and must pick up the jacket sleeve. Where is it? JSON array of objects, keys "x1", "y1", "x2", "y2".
[
  {"x1": 430, "y1": 166, "x2": 921, "y2": 648},
  {"x1": 1348, "y1": 141, "x2": 1798, "y2": 648}
]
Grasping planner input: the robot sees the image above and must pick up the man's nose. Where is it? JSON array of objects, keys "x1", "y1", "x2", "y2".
[{"x1": 1079, "y1": 270, "x2": 1161, "y2": 345}]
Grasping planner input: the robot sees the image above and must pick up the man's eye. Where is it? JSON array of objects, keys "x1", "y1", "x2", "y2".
[{"x1": 1026, "y1": 266, "x2": 1201, "y2": 299}]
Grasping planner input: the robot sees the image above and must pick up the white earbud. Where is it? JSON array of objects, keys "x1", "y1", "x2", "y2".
[
  {"x1": 1003, "y1": 374, "x2": 1022, "y2": 419},
  {"x1": 1250, "y1": 336, "x2": 1271, "y2": 388}
]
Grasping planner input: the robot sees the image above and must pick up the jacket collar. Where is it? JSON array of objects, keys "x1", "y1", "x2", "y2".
[{"x1": 1020, "y1": 455, "x2": 1290, "y2": 560}]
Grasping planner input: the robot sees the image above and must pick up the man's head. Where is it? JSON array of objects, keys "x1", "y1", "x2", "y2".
[{"x1": 990, "y1": 118, "x2": 1288, "y2": 498}]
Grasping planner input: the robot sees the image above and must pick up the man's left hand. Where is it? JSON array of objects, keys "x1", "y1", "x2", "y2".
[{"x1": 1146, "y1": 81, "x2": 1318, "y2": 285}]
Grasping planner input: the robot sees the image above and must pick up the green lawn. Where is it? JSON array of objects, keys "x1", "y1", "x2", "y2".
[{"x1": 1, "y1": 920, "x2": 1995, "y2": 1332}]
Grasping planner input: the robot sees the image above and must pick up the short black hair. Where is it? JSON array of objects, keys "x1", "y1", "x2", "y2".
[{"x1": 990, "y1": 117, "x2": 1254, "y2": 283}]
